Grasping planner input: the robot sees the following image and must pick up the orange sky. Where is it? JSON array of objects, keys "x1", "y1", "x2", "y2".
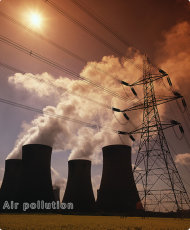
[{"x1": 0, "y1": 0, "x2": 190, "y2": 208}]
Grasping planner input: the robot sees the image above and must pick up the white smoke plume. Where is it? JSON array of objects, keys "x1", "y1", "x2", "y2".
[
  {"x1": 51, "y1": 167, "x2": 66, "y2": 200},
  {"x1": 91, "y1": 174, "x2": 101, "y2": 199},
  {"x1": 51, "y1": 167, "x2": 66, "y2": 189},
  {"x1": 8, "y1": 20, "x2": 190, "y2": 163},
  {"x1": 7, "y1": 54, "x2": 143, "y2": 162}
]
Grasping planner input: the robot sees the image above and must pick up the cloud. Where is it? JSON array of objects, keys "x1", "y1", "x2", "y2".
[
  {"x1": 8, "y1": 72, "x2": 55, "y2": 97},
  {"x1": 7, "y1": 54, "x2": 143, "y2": 162},
  {"x1": 156, "y1": 21, "x2": 190, "y2": 105},
  {"x1": 175, "y1": 153, "x2": 190, "y2": 165},
  {"x1": 152, "y1": 20, "x2": 190, "y2": 142}
]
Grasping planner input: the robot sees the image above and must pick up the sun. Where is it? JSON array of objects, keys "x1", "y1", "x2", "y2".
[{"x1": 29, "y1": 12, "x2": 42, "y2": 28}]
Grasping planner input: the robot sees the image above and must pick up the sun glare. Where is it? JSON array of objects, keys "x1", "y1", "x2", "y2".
[{"x1": 29, "y1": 12, "x2": 42, "y2": 28}]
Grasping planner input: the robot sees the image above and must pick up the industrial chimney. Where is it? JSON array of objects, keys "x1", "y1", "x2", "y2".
[
  {"x1": 20, "y1": 144, "x2": 55, "y2": 206},
  {"x1": 62, "y1": 159, "x2": 95, "y2": 212},
  {"x1": 0, "y1": 159, "x2": 22, "y2": 211},
  {"x1": 96, "y1": 145, "x2": 142, "y2": 213}
]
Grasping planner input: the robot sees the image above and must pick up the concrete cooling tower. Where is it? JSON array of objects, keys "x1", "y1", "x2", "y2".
[
  {"x1": 20, "y1": 144, "x2": 55, "y2": 205},
  {"x1": 96, "y1": 145, "x2": 142, "y2": 213},
  {"x1": 0, "y1": 159, "x2": 22, "y2": 211},
  {"x1": 62, "y1": 159, "x2": 95, "y2": 212},
  {"x1": 53, "y1": 187, "x2": 60, "y2": 202}
]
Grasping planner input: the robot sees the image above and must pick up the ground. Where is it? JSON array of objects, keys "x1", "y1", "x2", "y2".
[{"x1": 0, "y1": 215, "x2": 190, "y2": 230}]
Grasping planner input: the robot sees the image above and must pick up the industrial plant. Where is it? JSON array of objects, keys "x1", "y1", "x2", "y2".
[
  {"x1": 0, "y1": 159, "x2": 22, "y2": 211},
  {"x1": 1, "y1": 0, "x2": 190, "y2": 229},
  {"x1": 63, "y1": 159, "x2": 95, "y2": 212},
  {"x1": 0, "y1": 59, "x2": 190, "y2": 216},
  {"x1": 20, "y1": 144, "x2": 55, "y2": 208},
  {"x1": 96, "y1": 145, "x2": 142, "y2": 213},
  {"x1": 0, "y1": 143, "x2": 145, "y2": 215}
]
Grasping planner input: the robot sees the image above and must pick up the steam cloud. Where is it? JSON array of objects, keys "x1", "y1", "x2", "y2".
[
  {"x1": 175, "y1": 153, "x2": 190, "y2": 166},
  {"x1": 7, "y1": 54, "x2": 142, "y2": 162},
  {"x1": 51, "y1": 167, "x2": 66, "y2": 189},
  {"x1": 7, "y1": 21, "x2": 190, "y2": 164}
]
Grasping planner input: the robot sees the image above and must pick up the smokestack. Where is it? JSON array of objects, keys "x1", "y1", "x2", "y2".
[
  {"x1": 53, "y1": 187, "x2": 60, "y2": 202},
  {"x1": 96, "y1": 145, "x2": 142, "y2": 213},
  {"x1": 62, "y1": 159, "x2": 95, "y2": 212},
  {"x1": 20, "y1": 144, "x2": 54, "y2": 205},
  {"x1": 0, "y1": 159, "x2": 22, "y2": 210}
]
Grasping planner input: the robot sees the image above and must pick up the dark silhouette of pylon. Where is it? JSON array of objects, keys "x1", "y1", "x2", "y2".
[{"x1": 133, "y1": 56, "x2": 190, "y2": 212}]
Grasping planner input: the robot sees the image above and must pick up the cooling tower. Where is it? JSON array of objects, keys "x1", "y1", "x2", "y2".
[
  {"x1": 62, "y1": 159, "x2": 95, "y2": 212},
  {"x1": 20, "y1": 144, "x2": 54, "y2": 204},
  {"x1": 53, "y1": 187, "x2": 60, "y2": 202},
  {"x1": 96, "y1": 145, "x2": 142, "y2": 213},
  {"x1": 0, "y1": 159, "x2": 22, "y2": 210}
]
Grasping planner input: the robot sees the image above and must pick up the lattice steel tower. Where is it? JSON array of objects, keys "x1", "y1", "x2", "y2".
[{"x1": 133, "y1": 56, "x2": 190, "y2": 212}]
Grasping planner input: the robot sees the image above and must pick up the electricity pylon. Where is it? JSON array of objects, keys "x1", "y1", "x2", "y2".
[
  {"x1": 113, "y1": 56, "x2": 190, "y2": 212},
  {"x1": 132, "y1": 57, "x2": 190, "y2": 212}
]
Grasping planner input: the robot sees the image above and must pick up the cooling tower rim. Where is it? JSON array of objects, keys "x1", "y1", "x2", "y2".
[
  {"x1": 102, "y1": 144, "x2": 131, "y2": 150},
  {"x1": 5, "y1": 159, "x2": 22, "y2": 162},
  {"x1": 22, "y1": 144, "x2": 52, "y2": 150},
  {"x1": 4, "y1": 159, "x2": 22, "y2": 167},
  {"x1": 68, "y1": 159, "x2": 91, "y2": 163}
]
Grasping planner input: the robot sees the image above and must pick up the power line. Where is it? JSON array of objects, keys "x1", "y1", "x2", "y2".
[
  {"x1": 132, "y1": 56, "x2": 190, "y2": 212},
  {"x1": 0, "y1": 97, "x2": 95, "y2": 128},
  {"x1": 0, "y1": 61, "x2": 112, "y2": 110},
  {"x1": 0, "y1": 61, "x2": 140, "y2": 138},
  {"x1": 70, "y1": 0, "x2": 135, "y2": 51},
  {"x1": 160, "y1": 79, "x2": 190, "y2": 148},
  {"x1": 0, "y1": 61, "x2": 24, "y2": 74},
  {"x1": 69, "y1": 0, "x2": 160, "y2": 71},
  {"x1": 157, "y1": 76, "x2": 190, "y2": 134},
  {"x1": 0, "y1": 11, "x2": 122, "y2": 84},
  {"x1": 0, "y1": 96, "x2": 134, "y2": 140},
  {"x1": 0, "y1": 11, "x2": 86, "y2": 63},
  {"x1": 0, "y1": 35, "x2": 127, "y2": 101},
  {"x1": 0, "y1": 9, "x2": 143, "y2": 131},
  {"x1": 0, "y1": 97, "x2": 119, "y2": 134},
  {"x1": 42, "y1": 0, "x2": 143, "y2": 71}
]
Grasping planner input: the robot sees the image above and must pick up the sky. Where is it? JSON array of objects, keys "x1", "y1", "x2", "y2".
[{"x1": 0, "y1": 0, "x2": 190, "y2": 211}]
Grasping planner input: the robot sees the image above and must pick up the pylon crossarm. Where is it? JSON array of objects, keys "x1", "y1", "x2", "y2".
[
  {"x1": 129, "y1": 122, "x2": 182, "y2": 135},
  {"x1": 121, "y1": 74, "x2": 167, "y2": 87},
  {"x1": 111, "y1": 95, "x2": 183, "y2": 114},
  {"x1": 119, "y1": 95, "x2": 182, "y2": 112}
]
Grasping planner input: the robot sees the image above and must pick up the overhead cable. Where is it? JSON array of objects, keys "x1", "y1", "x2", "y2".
[
  {"x1": 0, "y1": 97, "x2": 117, "y2": 133},
  {"x1": 0, "y1": 35, "x2": 127, "y2": 101},
  {"x1": 42, "y1": 0, "x2": 143, "y2": 71},
  {"x1": 0, "y1": 61, "x2": 111, "y2": 110},
  {"x1": 0, "y1": 11, "x2": 122, "y2": 84},
  {"x1": 0, "y1": 97, "x2": 135, "y2": 138},
  {"x1": 69, "y1": 0, "x2": 160, "y2": 70}
]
